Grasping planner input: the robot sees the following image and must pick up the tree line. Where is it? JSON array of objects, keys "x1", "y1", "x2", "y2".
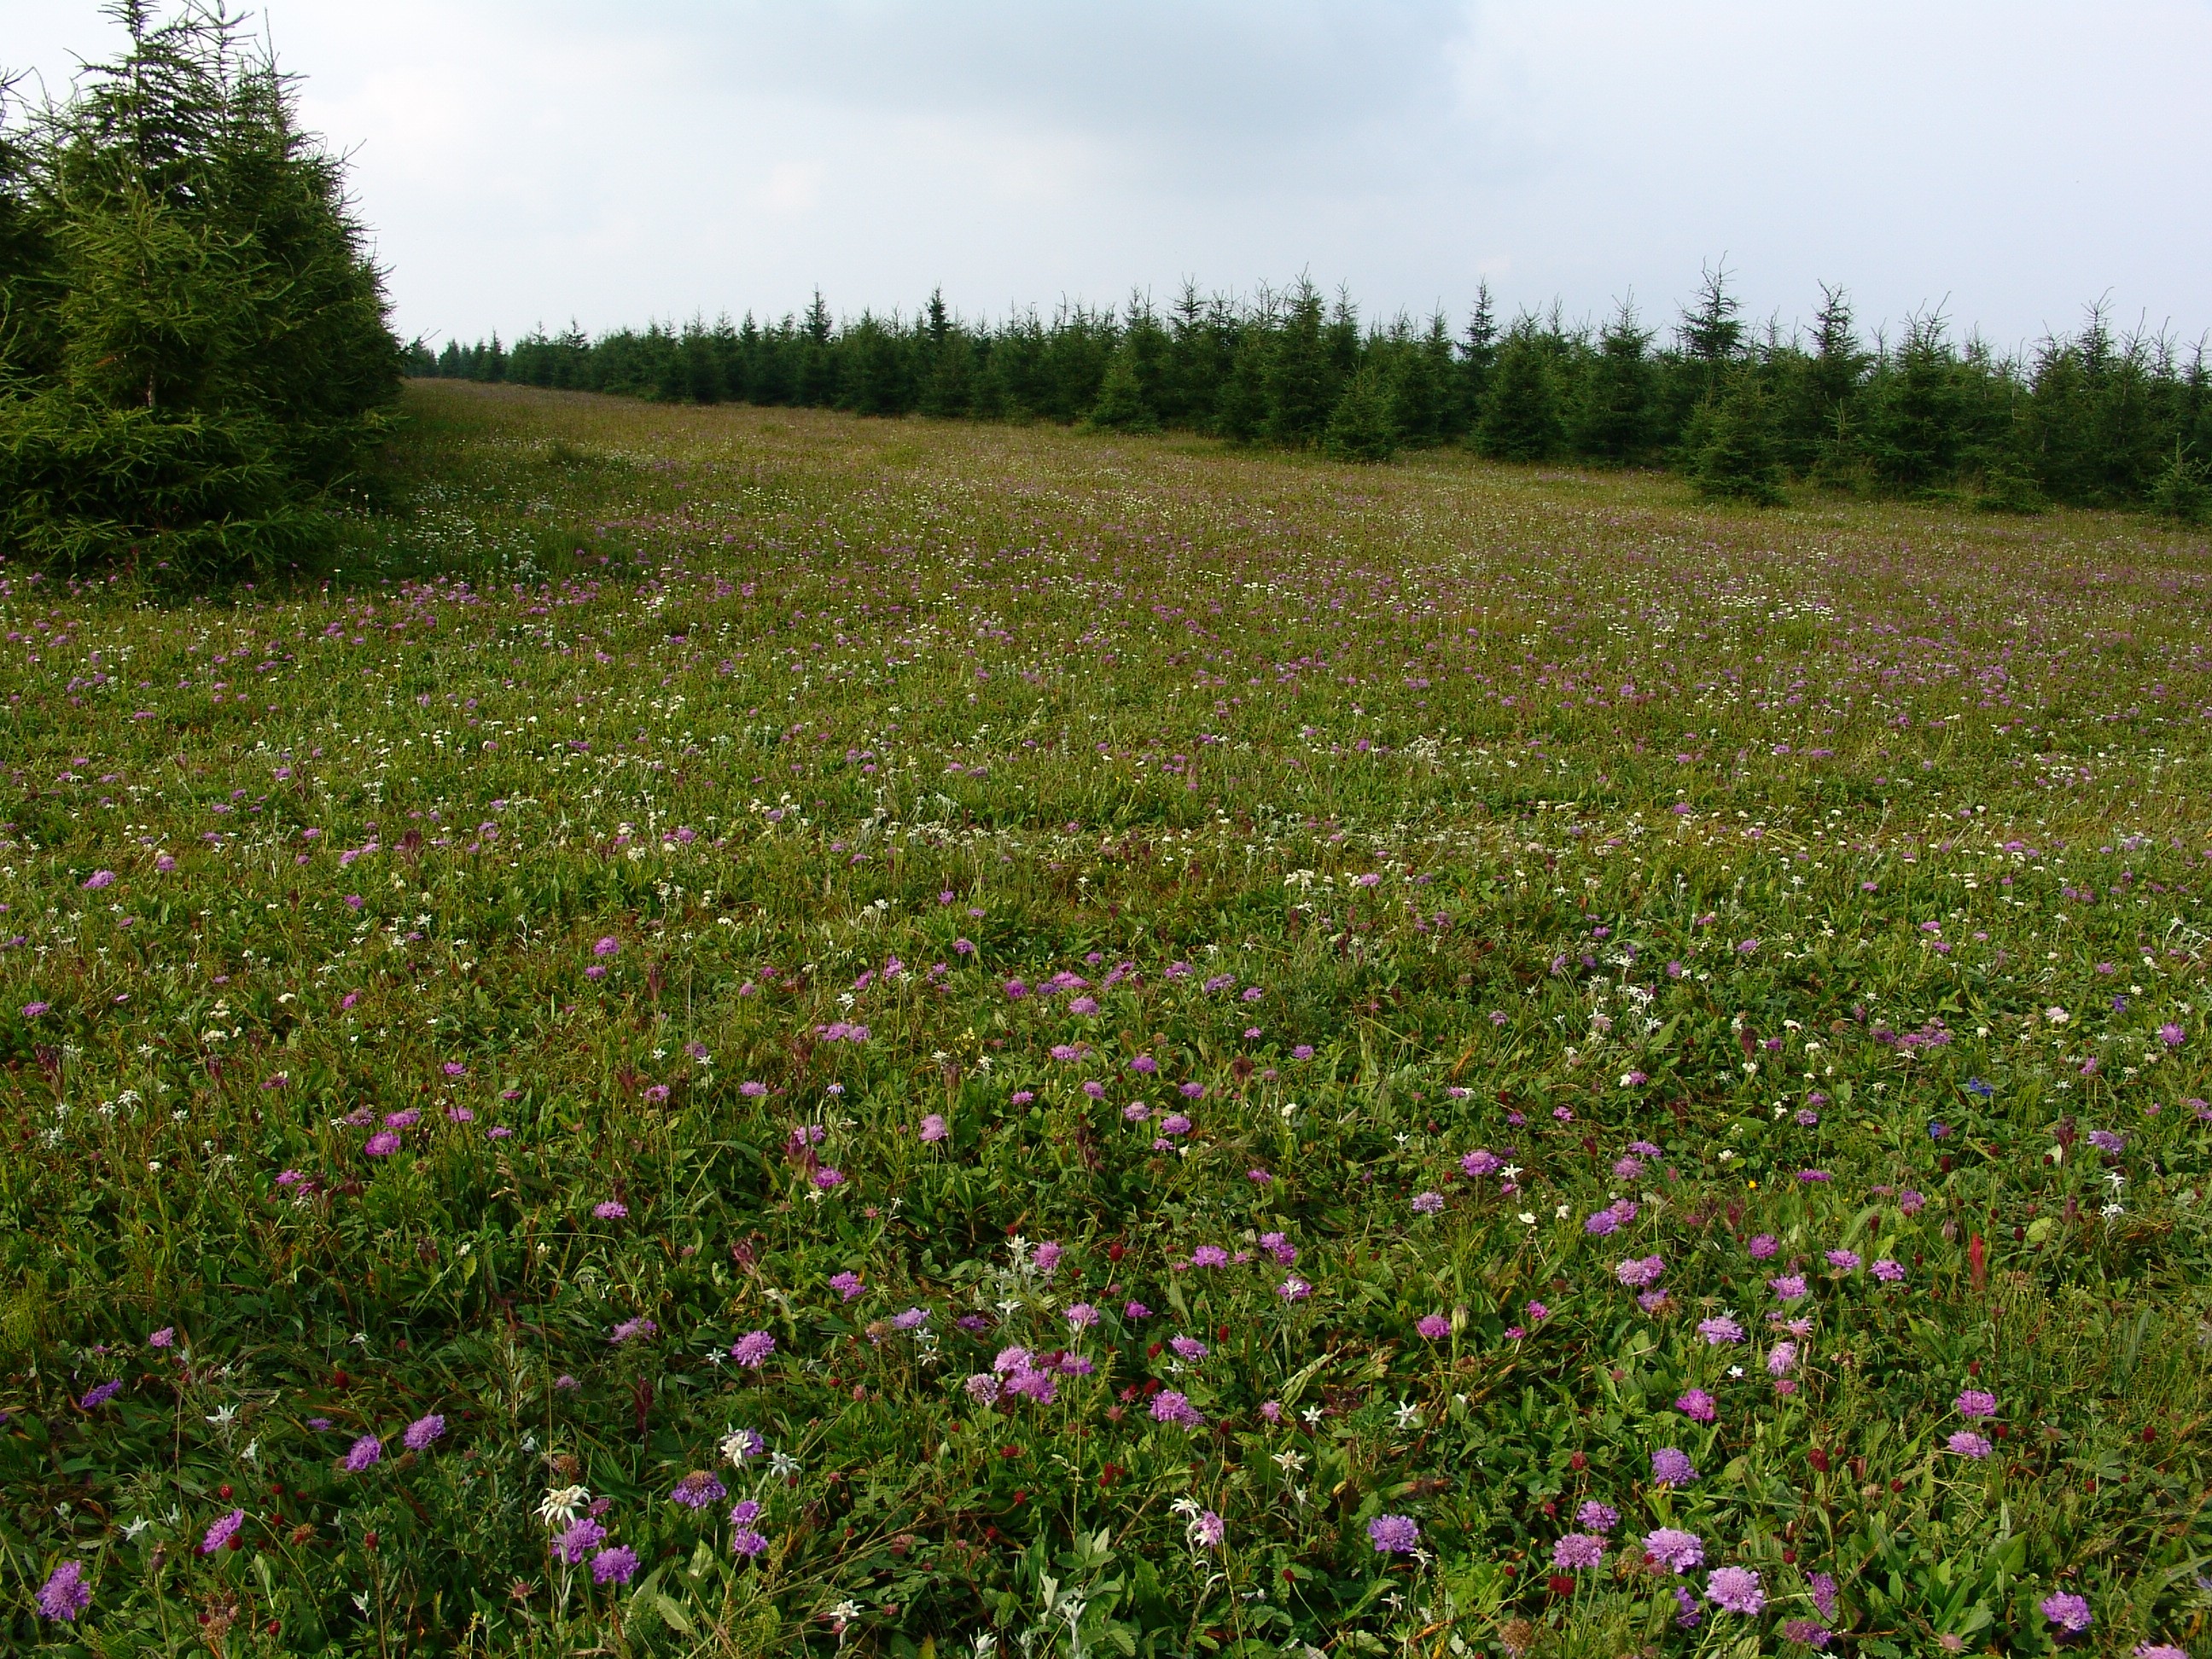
[
  {"x1": 414, "y1": 276, "x2": 2210, "y2": 521},
  {"x1": 0, "y1": 3, "x2": 400, "y2": 579}
]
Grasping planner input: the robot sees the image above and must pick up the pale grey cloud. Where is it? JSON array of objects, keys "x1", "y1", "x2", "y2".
[{"x1": 4, "y1": 2, "x2": 2206, "y2": 352}]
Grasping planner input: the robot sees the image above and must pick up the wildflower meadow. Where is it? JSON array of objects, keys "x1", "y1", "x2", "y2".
[{"x1": 3, "y1": 381, "x2": 2209, "y2": 1656}]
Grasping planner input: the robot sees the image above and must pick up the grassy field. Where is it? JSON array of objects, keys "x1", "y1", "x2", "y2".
[{"x1": 3, "y1": 380, "x2": 2210, "y2": 1657}]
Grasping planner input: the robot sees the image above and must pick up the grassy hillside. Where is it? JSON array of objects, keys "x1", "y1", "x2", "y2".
[{"x1": 3, "y1": 381, "x2": 2209, "y2": 1656}]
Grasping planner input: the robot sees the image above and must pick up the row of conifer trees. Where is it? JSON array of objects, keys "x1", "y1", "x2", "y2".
[{"x1": 416, "y1": 276, "x2": 2210, "y2": 520}]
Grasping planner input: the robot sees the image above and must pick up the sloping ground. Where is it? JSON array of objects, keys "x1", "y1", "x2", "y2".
[{"x1": 2, "y1": 381, "x2": 2208, "y2": 1655}]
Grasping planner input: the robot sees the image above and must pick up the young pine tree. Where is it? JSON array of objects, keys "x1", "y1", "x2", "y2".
[
  {"x1": 1476, "y1": 326, "x2": 1562, "y2": 461},
  {"x1": 1088, "y1": 341, "x2": 1158, "y2": 432},
  {"x1": 1570, "y1": 299, "x2": 1654, "y2": 463},
  {"x1": 1266, "y1": 279, "x2": 1330, "y2": 445},
  {"x1": 1323, "y1": 364, "x2": 1398, "y2": 462},
  {"x1": 1691, "y1": 371, "x2": 1784, "y2": 504}
]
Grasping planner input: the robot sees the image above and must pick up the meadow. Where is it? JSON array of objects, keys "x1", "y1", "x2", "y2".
[{"x1": 3, "y1": 380, "x2": 2210, "y2": 1657}]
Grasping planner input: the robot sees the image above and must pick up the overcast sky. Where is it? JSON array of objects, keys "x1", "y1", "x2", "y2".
[{"x1": 6, "y1": 1, "x2": 2207, "y2": 352}]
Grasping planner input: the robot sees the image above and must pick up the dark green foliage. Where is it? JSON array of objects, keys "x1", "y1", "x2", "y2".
[
  {"x1": 0, "y1": 3, "x2": 399, "y2": 580},
  {"x1": 1322, "y1": 364, "x2": 1398, "y2": 462},
  {"x1": 1571, "y1": 300, "x2": 1655, "y2": 463},
  {"x1": 425, "y1": 262, "x2": 2205, "y2": 517},
  {"x1": 1476, "y1": 324, "x2": 1562, "y2": 461},
  {"x1": 2151, "y1": 443, "x2": 2209, "y2": 524},
  {"x1": 1691, "y1": 371, "x2": 1785, "y2": 504}
]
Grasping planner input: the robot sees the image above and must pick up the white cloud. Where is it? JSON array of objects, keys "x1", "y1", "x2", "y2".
[{"x1": 3, "y1": 0, "x2": 2205, "y2": 350}]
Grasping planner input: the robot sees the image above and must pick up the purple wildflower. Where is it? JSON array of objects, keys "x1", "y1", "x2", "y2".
[
  {"x1": 80, "y1": 1380, "x2": 123, "y2": 1410},
  {"x1": 403, "y1": 1414, "x2": 445, "y2": 1452},
  {"x1": 1947, "y1": 1430, "x2": 1994, "y2": 1458},
  {"x1": 1416, "y1": 1314, "x2": 1451, "y2": 1340},
  {"x1": 1576, "y1": 1500, "x2": 1619, "y2": 1533},
  {"x1": 1697, "y1": 1315, "x2": 1746, "y2": 1345},
  {"x1": 1708, "y1": 1567, "x2": 1765, "y2": 1615},
  {"x1": 1150, "y1": 1390, "x2": 1204, "y2": 1429},
  {"x1": 36, "y1": 1560, "x2": 91, "y2": 1621},
  {"x1": 200, "y1": 1509, "x2": 246, "y2": 1554},
  {"x1": 1675, "y1": 1388, "x2": 1717, "y2": 1423},
  {"x1": 591, "y1": 1544, "x2": 640, "y2": 1585},
  {"x1": 1552, "y1": 1534, "x2": 1606, "y2": 1569},
  {"x1": 731, "y1": 1330, "x2": 776, "y2": 1368},
  {"x1": 1955, "y1": 1389, "x2": 1998, "y2": 1419},
  {"x1": 1650, "y1": 1447, "x2": 1697, "y2": 1486},
  {"x1": 2040, "y1": 1593, "x2": 2093, "y2": 1635},
  {"x1": 1367, "y1": 1514, "x2": 1420, "y2": 1554},
  {"x1": 671, "y1": 1470, "x2": 727, "y2": 1509},
  {"x1": 1644, "y1": 1528, "x2": 1705, "y2": 1573},
  {"x1": 343, "y1": 1435, "x2": 382, "y2": 1473},
  {"x1": 554, "y1": 1518, "x2": 605, "y2": 1563}
]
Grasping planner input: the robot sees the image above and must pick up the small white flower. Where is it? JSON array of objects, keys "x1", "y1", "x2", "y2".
[
  {"x1": 1518, "y1": 1211, "x2": 1537, "y2": 1225},
  {"x1": 538, "y1": 1485, "x2": 589, "y2": 1528},
  {"x1": 1392, "y1": 1401, "x2": 1421, "y2": 1429},
  {"x1": 769, "y1": 1449, "x2": 800, "y2": 1479}
]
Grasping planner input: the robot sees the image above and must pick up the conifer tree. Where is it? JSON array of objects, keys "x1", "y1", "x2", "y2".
[
  {"x1": 1266, "y1": 278, "x2": 1330, "y2": 445},
  {"x1": 1214, "y1": 329, "x2": 1269, "y2": 443},
  {"x1": 1691, "y1": 370, "x2": 1784, "y2": 504},
  {"x1": 1088, "y1": 341, "x2": 1157, "y2": 432},
  {"x1": 1456, "y1": 282, "x2": 1499, "y2": 434},
  {"x1": 1323, "y1": 364, "x2": 1398, "y2": 462},
  {"x1": 2151, "y1": 441, "x2": 2209, "y2": 524},
  {"x1": 1572, "y1": 299, "x2": 1654, "y2": 463},
  {"x1": 1476, "y1": 326, "x2": 1562, "y2": 461}
]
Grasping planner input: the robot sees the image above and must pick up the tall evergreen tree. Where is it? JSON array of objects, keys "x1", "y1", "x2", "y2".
[
  {"x1": 1864, "y1": 313, "x2": 1965, "y2": 494},
  {"x1": 1571, "y1": 299, "x2": 1655, "y2": 463},
  {"x1": 1476, "y1": 325, "x2": 1562, "y2": 461},
  {"x1": 1691, "y1": 370, "x2": 1784, "y2": 504},
  {"x1": 1266, "y1": 279, "x2": 1330, "y2": 445},
  {"x1": 1323, "y1": 364, "x2": 1398, "y2": 462},
  {"x1": 1456, "y1": 282, "x2": 1499, "y2": 435},
  {"x1": 1214, "y1": 328, "x2": 1269, "y2": 443}
]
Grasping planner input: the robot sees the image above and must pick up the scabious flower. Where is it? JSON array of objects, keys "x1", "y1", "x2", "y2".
[
  {"x1": 1650, "y1": 1447, "x2": 1697, "y2": 1486},
  {"x1": 1575, "y1": 1501, "x2": 1619, "y2": 1534},
  {"x1": 554, "y1": 1517, "x2": 606, "y2": 1563},
  {"x1": 1170, "y1": 1335, "x2": 1209, "y2": 1361},
  {"x1": 1616, "y1": 1254, "x2": 1666, "y2": 1288},
  {"x1": 343, "y1": 1435, "x2": 383, "y2": 1472},
  {"x1": 1190, "y1": 1244, "x2": 1229, "y2": 1267},
  {"x1": 201, "y1": 1509, "x2": 246, "y2": 1553},
  {"x1": 1749, "y1": 1233, "x2": 1779, "y2": 1260},
  {"x1": 2040, "y1": 1592, "x2": 2093, "y2": 1636},
  {"x1": 1150, "y1": 1390, "x2": 1204, "y2": 1429},
  {"x1": 1955, "y1": 1389, "x2": 1998, "y2": 1419},
  {"x1": 1809, "y1": 1573, "x2": 1838, "y2": 1621},
  {"x1": 36, "y1": 1559, "x2": 91, "y2": 1621},
  {"x1": 80, "y1": 1379, "x2": 123, "y2": 1409},
  {"x1": 1871, "y1": 1258, "x2": 1906, "y2": 1283},
  {"x1": 593, "y1": 1201, "x2": 627, "y2": 1220},
  {"x1": 1769, "y1": 1274, "x2": 1808, "y2": 1301},
  {"x1": 1367, "y1": 1514, "x2": 1420, "y2": 1554},
  {"x1": 2087, "y1": 1129, "x2": 2126, "y2": 1154},
  {"x1": 591, "y1": 1543, "x2": 640, "y2": 1585},
  {"x1": 1767, "y1": 1341, "x2": 1800, "y2": 1377},
  {"x1": 730, "y1": 1330, "x2": 776, "y2": 1368},
  {"x1": 1644, "y1": 1528, "x2": 1705, "y2": 1573},
  {"x1": 830, "y1": 1272, "x2": 864, "y2": 1301},
  {"x1": 1411, "y1": 1190, "x2": 1445, "y2": 1214},
  {"x1": 1416, "y1": 1314, "x2": 1451, "y2": 1340},
  {"x1": 920, "y1": 1113, "x2": 948, "y2": 1142},
  {"x1": 1697, "y1": 1315, "x2": 1746, "y2": 1346},
  {"x1": 963, "y1": 1373, "x2": 1002, "y2": 1405},
  {"x1": 671, "y1": 1470, "x2": 727, "y2": 1509},
  {"x1": 2135, "y1": 1645, "x2": 2188, "y2": 1659},
  {"x1": 608, "y1": 1317, "x2": 657, "y2": 1345},
  {"x1": 1066, "y1": 1302, "x2": 1099, "y2": 1329},
  {"x1": 1947, "y1": 1431, "x2": 1994, "y2": 1459},
  {"x1": 1583, "y1": 1208, "x2": 1621, "y2": 1236},
  {"x1": 364, "y1": 1132, "x2": 400, "y2": 1157},
  {"x1": 404, "y1": 1414, "x2": 445, "y2": 1452},
  {"x1": 1461, "y1": 1150, "x2": 1502, "y2": 1178},
  {"x1": 1190, "y1": 1510, "x2": 1225, "y2": 1550},
  {"x1": 1675, "y1": 1388, "x2": 1717, "y2": 1423},
  {"x1": 1552, "y1": 1534, "x2": 1606, "y2": 1569},
  {"x1": 1707, "y1": 1567, "x2": 1765, "y2": 1615},
  {"x1": 1277, "y1": 1277, "x2": 1311, "y2": 1300},
  {"x1": 1825, "y1": 1249, "x2": 1860, "y2": 1272}
]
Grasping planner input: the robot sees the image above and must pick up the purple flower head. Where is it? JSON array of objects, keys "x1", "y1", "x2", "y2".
[
  {"x1": 1871, "y1": 1258, "x2": 1906, "y2": 1283},
  {"x1": 1160, "y1": 1113, "x2": 1193, "y2": 1138},
  {"x1": 920, "y1": 1113, "x2": 948, "y2": 1142},
  {"x1": 1947, "y1": 1430, "x2": 1994, "y2": 1459},
  {"x1": 1769, "y1": 1274, "x2": 1808, "y2": 1302},
  {"x1": 1150, "y1": 1390, "x2": 1204, "y2": 1429},
  {"x1": 672, "y1": 1470, "x2": 728, "y2": 1509},
  {"x1": 200, "y1": 1509, "x2": 246, "y2": 1554},
  {"x1": 1583, "y1": 1208, "x2": 1621, "y2": 1237},
  {"x1": 1644, "y1": 1528, "x2": 1705, "y2": 1573},
  {"x1": 1032, "y1": 1241, "x2": 1063, "y2": 1276},
  {"x1": 1749, "y1": 1233, "x2": 1779, "y2": 1260},
  {"x1": 2040, "y1": 1593, "x2": 2093, "y2": 1636},
  {"x1": 1367, "y1": 1514, "x2": 1420, "y2": 1554},
  {"x1": 1825, "y1": 1249, "x2": 1860, "y2": 1272},
  {"x1": 343, "y1": 1435, "x2": 382, "y2": 1473},
  {"x1": 830, "y1": 1272, "x2": 864, "y2": 1301},
  {"x1": 148, "y1": 1327, "x2": 175, "y2": 1348},
  {"x1": 591, "y1": 1544, "x2": 640, "y2": 1585},
  {"x1": 1416, "y1": 1314, "x2": 1451, "y2": 1340},
  {"x1": 80, "y1": 1379, "x2": 123, "y2": 1410},
  {"x1": 963, "y1": 1372, "x2": 1003, "y2": 1405},
  {"x1": 730, "y1": 1330, "x2": 776, "y2": 1368},
  {"x1": 1708, "y1": 1566, "x2": 1765, "y2": 1615},
  {"x1": 1616, "y1": 1254, "x2": 1666, "y2": 1289},
  {"x1": 554, "y1": 1518, "x2": 605, "y2": 1563},
  {"x1": 364, "y1": 1132, "x2": 400, "y2": 1157},
  {"x1": 608, "y1": 1316, "x2": 657, "y2": 1345},
  {"x1": 892, "y1": 1306, "x2": 929, "y2": 1331},
  {"x1": 1066, "y1": 1301, "x2": 1099, "y2": 1329},
  {"x1": 1650, "y1": 1447, "x2": 1697, "y2": 1487},
  {"x1": 21, "y1": 1002, "x2": 51, "y2": 1018},
  {"x1": 1124, "y1": 1301, "x2": 1151, "y2": 1318},
  {"x1": 2087, "y1": 1129, "x2": 2126, "y2": 1154},
  {"x1": 1277, "y1": 1277, "x2": 1312, "y2": 1300},
  {"x1": 1955, "y1": 1388, "x2": 1998, "y2": 1420},
  {"x1": 1552, "y1": 1533, "x2": 1606, "y2": 1569},
  {"x1": 36, "y1": 1560, "x2": 91, "y2": 1621},
  {"x1": 1767, "y1": 1340, "x2": 1800, "y2": 1377},
  {"x1": 593, "y1": 1201, "x2": 627, "y2": 1220},
  {"x1": 1461, "y1": 1150, "x2": 1502, "y2": 1178},
  {"x1": 1784, "y1": 1620, "x2": 1834, "y2": 1649},
  {"x1": 1675, "y1": 1388, "x2": 1717, "y2": 1423},
  {"x1": 731, "y1": 1525, "x2": 770, "y2": 1557},
  {"x1": 1170, "y1": 1335, "x2": 1209, "y2": 1361},
  {"x1": 404, "y1": 1413, "x2": 445, "y2": 1452},
  {"x1": 1190, "y1": 1244, "x2": 1229, "y2": 1267},
  {"x1": 1697, "y1": 1315, "x2": 1746, "y2": 1346},
  {"x1": 1411, "y1": 1190, "x2": 1445, "y2": 1215},
  {"x1": 1575, "y1": 1500, "x2": 1619, "y2": 1534}
]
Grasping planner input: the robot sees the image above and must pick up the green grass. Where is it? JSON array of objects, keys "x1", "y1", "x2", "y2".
[{"x1": 3, "y1": 381, "x2": 2210, "y2": 1656}]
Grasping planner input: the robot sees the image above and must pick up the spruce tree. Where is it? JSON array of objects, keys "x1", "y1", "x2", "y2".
[
  {"x1": 1456, "y1": 282, "x2": 1499, "y2": 435},
  {"x1": 1476, "y1": 327, "x2": 1561, "y2": 461},
  {"x1": 1571, "y1": 299, "x2": 1654, "y2": 463},
  {"x1": 1691, "y1": 371, "x2": 1784, "y2": 504},
  {"x1": 1088, "y1": 341, "x2": 1157, "y2": 432},
  {"x1": 0, "y1": 1, "x2": 398, "y2": 579},
  {"x1": 1265, "y1": 278, "x2": 1330, "y2": 445},
  {"x1": 1323, "y1": 364, "x2": 1398, "y2": 462},
  {"x1": 1214, "y1": 329, "x2": 1268, "y2": 443},
  {"x1": 2150, "y1": 442, "x2": 2209, "y2": 524}
]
